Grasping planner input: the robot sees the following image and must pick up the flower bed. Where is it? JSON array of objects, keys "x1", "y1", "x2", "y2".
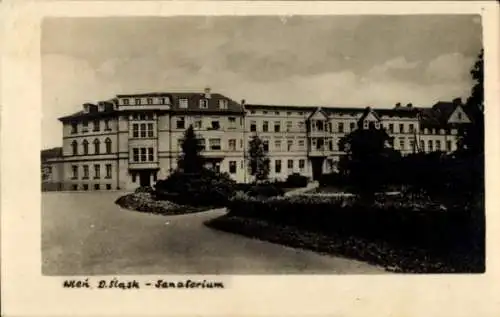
[{"x1": 115, "y1": 192, "x2": 207, "y2": 215}]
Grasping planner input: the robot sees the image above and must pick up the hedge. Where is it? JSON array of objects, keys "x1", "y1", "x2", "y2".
[{"x1": 226, "y1": 194, "x2": 485, "y2": 255}]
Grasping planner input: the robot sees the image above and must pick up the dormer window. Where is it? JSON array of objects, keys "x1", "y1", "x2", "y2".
[
  {"x1": 375, "y1": 122, "x2": 380, "y2": 129},
  {"x1": 179, "y1": 98, "x2": 188, "y2": 109},
  {"x1": 218, "y1": 99, "x2": 228, "y2": 109},
  {"x1": 147, "y1": 98, "x2": 153, "y2": 105},
  {"x1": 82, "y1": 121, "x2": 89, "y2": 133},
  {"x1": 159, "y1": 97, "x2": 165, "y2": 105},
  {"x1": 135, "y1": 98, "x2": 141, "y2": 105},
  {"x1": 363, "y1": 121, "x2": 369, "y2": 129},
  {"x1": 199, "y1": 99, "x2": 209, "y2": 109},
  {"x1": 123, "y1": 99, "x2": 129, "y2": 105}
]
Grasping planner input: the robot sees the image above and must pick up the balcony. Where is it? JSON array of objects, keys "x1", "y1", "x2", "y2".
[
  {"x1": 308, "y1": 149, "x2": 329, "y2": 157},
  {"x1": 129, "y1": 162, "x2": 159, "y2": 169}
]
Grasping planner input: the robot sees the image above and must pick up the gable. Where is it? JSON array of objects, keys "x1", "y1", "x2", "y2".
[
  {"x1": 447, "y1": 105, "x2": 471, "y2": 124},
  {"x1": 363, "y1": 111, "x2": 380, "y2": 122},
  {"x1": 308, "y1": 108, "x2": 329, "y2": 120}
]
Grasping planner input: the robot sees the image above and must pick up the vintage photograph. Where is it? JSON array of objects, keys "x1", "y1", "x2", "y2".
[{"x1": 41, "y1": 15, "x2": 485, "y2": 275}]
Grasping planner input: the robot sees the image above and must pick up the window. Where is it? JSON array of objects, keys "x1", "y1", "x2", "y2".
[
  {"x1": 399, "y1": 124, "x2": 405, "y2": 133},
  {"x1": 106, "y1": 184, "x2": 111, "y2": 190},
  {"x1": 298, "y1": 112, "x2": 304, "y2": 115},
  {"x1": 428, "y1": 140, "x2": 434, "y2": 151},
  {"x1": 153, "y1": 173, "x2": 157, "y2": 182},
  {"x1": 286, "y1": 121, "x2": 292, "y2": 131},
  {"x1": 179, "y1": 98, "x2": 188, "y2": 108},
  {"x1": 263, "y1": 121, "x2": 269, "y2": 132},
  {"x1": 229, "y1": 161, "x2": 237, "y2": 174},
  {"x1": 71, "y1": 123, "x2": 78, "y2": 134},
  {"x1": 209, "y1": 138, "x2": 221, "y2": 151},
  {"x1": 83, "y1": 165, "x2": 89, "y2": 179},
  {"x1": 451, "y1": 129, "x2": 458, "y2": 135},
  {"x1": 159, "y1": 97, "x2": 165, "y2": 105},
  {"x1": 436, "y1": 140, "x2": 441, "y2": 151},
  {"x1": 275, "y1": 140, "x2": 281, "y2": 151},
  {"x1": 228, "y1": 139, "x2": 236, "y2": 151},
  {"x1": 135, "y1": 98, "x2": 141, "y2": 105},
  {"x1": 240, "y1": 139, "x2": 243, "y2": 149},
  {"x1": 132, "y1": 172, "x2": 137, "y2": 182},
  {"x1": 228, "y1": 117, "x2": 236, "y2": 128},
  {"x1": 287, "y1": 140, "x2": 293, "y2": 151},
  {"x1": 447, "y1": 140, "x2": 452, "y2": 151},
  {"x1": 409, "y1": 124, "x2": 414, "y2": 133},
  {"x1": 275, "y1": 160, "x2": 282, "y2": 173},
  {"x1": 106, "y1": 164, "x2": 112, "y2": 178},
  {"x1": 140, "y1": 123, "x2": 147, "y2": 138},
  {"x1": 219, "y1": 100, "x2": 228, "y2": 109},
  {"x1": 198, "y1": 138, "x2": 206, "y2": 151},
  {"x1": 316, "y1": 121, "x2": 324, "y2": 131},
  {"x1": 287, "y1": 159, "x2": 293, "y2": 170},
  {"x1": 140, "y1": 148, "x2": 147, "y2": 161},
  {"x1": 275, "y1": 111, "x2": 280, "y2": 115},
  {"x1": 94, "y1": 164, "x2": 100, "y2": 179},
  {"x1": 147, "y1": 123, "x2": 154, "y2": 137},
  {"x1": 93, "y1": 139, "x2": 100, "y2": 154},
  {"x1": 298, "y1": 121, "x2": 304, "y2": 131},
  {"x1": 148, "y1": 148, "x2": 154, "y2": 161},
  {"x1": 147, "y1": 98, "x2": 153, "y2": 105},
  {"x1": 329, "y1": 140, "x2": 334, "y2": 151},
  {"x1": 83, "y1": 184, "x2": 89, "y2": 191},
  {"x1": 250, "y1": 110, "x2": 256, "y2": 114},
  {"x1": 399, "y1": 138, "x2": 405, "y2": 150},
  {"x1": 82, "y1": 121, "x2": 88, "y2": 133},
  {"x1": 82, "y1": 140, "x2": 89, "y2": 155},
  {"x1": 338, "y1": 122, "x2": 344, "y2": 133},
  {"x1": 176, "y1": 117, "x2": 185, "y2": 129},
  {"x1": 409, "y1": 140, "x2": 414, "y2": 150},
  {"x1": 274, "y1": 121, "x2": 281, "y2": 132},
  {"x1": 458, "y1": 112, "x2": 462, "y2": 120},
  {"x1": 71, "y1": 140, "x2": 78, "y2": 155},
  {"x1": 299, "y1": 159, "x2": 305, "y2": 170},
  {"x1": 263, "y1": 140, "x2": 269, "y2": 152},
  {"x1": 104, "y1": 120, "x2": 111, "y2": 131},
  {"x1": 105, "y1": 138, "x2": 112, "y2": 154},
  {"x1": 287, "y1": 111, "x2": 292, "y2": 116},
  {"x1": 71, "y1": 165, "x2": 78, "y2": 179},
  {"x1": 363, "y1": 121, "x2": 369, "y2": 129},
  {"x1": 389, "y1": 124, "x2": 394, "y2": 133},
  {"x1": 263, "y1": 111, "x2": 268, "y2": 115},
  {"x1": 72, "y1": 184, "x2": 78, "y2": 191},
  {"x1": 439, "y1": 129, "x2": 445, "y2": 135},
  {"x1": 210, "y1": 121, "x2": 220, "y2": 130},
  {"x1": 133, "y1": 148, "x2": 139, "y2": 162},
  {"x1": 194, "y1": 119, "x2": 202, "y2": 129},
  {"x1": 93, "y1": 120, "x2": 100, "y2": 132},
  {"x1": 350, "y1": 122, "x2": 356, "y2": 131},
  {"x1": 199, "y1": 99, "x2": 208, "y2": 109},
  {"x1": 420, "y1": 140, "x2": 425, "y2": 151},
  {"x1": 298, "y1": 140, "x2": 305, "y2": 149},
  {"x1": 133, "y1": 124, "x2": 139, "y2": 138},
  {"x1": 250, "y1": 121, "x2": 257, "y2": 132}
]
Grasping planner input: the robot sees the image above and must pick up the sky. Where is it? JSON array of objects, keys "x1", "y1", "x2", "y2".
[{"x1": 41, "y1": 15, "x2": 482, "y2": 149}]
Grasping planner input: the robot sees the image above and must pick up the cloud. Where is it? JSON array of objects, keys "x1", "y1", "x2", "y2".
[{"x1": 425, "y1": 52, "x2": 475, "y2": 82}]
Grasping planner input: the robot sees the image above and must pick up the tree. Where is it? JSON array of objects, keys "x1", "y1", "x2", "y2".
[
  {"x1": 459, "y1": 49, "x2": 484, "y2": 155},
  {"x1": 177, "y1": 125, "x2": 205, "y2": 174},
  {"x1": 247, "y1": 135, "x2": 270, "y2": 183},
  {"x1": 338, "y1": 127, "x2": 398, "y2": 201}
]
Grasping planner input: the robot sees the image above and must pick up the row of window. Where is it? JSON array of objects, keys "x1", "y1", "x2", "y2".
[
  {"x1": 250, "y1": 120, "x2": 306, "y2": 133},
  {"x1": 122, "y1": 97, "x2": 229, "y2": 110},
  {"x1": 249, "y1": 110, "x2": 305, "y2": 116},
  {"x1": 176, "y1": 117, "x2": 240, "y2": 130},
  {"x1": 72, "y1": 184, "x2": 113, "y2": 191},
  {"x1": 132, "y1": 123, "x2": 155, "y2": 138},
  {"x1": 71, "y1": 119, "x2": 111, "y2": 134},
  {"x1": 389, "y1": 138, "x2": 453, "y2": 152},
  {"x1": 132, "y1": 148, "x2": 155, "y2": 162},
  {"x1": 71, "y1": 138, "x2": 112, "y2": 156},
  {"x1": 225, "y1": 159, "x2": 306, "y2": 174},
  {"x1": 71, "y1": 164, "x2": 112, "y2": 180}
]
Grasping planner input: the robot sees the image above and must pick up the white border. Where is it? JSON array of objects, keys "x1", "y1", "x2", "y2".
[{"x1": 2, "y1": 1, "x2": 500, "y2": 317}]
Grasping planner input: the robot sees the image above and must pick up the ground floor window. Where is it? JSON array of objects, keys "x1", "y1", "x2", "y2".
[
  {"x1": 83, "y1": 184, "x2": 89, "y2": 191},
  {"x1": 299, "y1": 159, "x2": 305, "y2": 170},
  {"x1": 287, "y1": 159, "x2": 293, "y2": 170},
  {"x1": 72, "y1": 184, "x2": 78, "y2": 191},
  {"x1": 229, "y1": 161, "x2": 237, "y2": 174},
  {"x1": 94, "y1": 184, "x2": 100, "y2": 190},
  {"x1": 275, "y1": 160, "x2": 282, "y2": 173},
  {"x1": 106, "y1": 184, "x2": 112, "y2": 190}
]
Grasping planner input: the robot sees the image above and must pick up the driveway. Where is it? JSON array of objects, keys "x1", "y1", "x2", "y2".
[{"x1": 42, "y1": 192, "x2": 386, "y2": 275}]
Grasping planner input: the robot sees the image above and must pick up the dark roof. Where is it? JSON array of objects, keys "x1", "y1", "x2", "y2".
[
  {"x1": 245, "y1": 104, "x2": 319, "y2": 112},
  {"x1": 167, "y1": 93, "x2": 243, "y2": 113},
  {"x1": 358, "y1": 107, "x2": 381, "y2": 123},
  {"x1": 41, "y1": 147, "x2": 63, "y2": 161}
]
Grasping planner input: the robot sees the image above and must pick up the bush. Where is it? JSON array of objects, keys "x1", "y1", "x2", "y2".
[
  {"x1": 135, "y1": 186, "x2": 154, "y2": 194},
  {"x1": 318, "y1": 173, "x2": 347, "y2": 187},
  {"x1": 226, "y1": 194, "x2": 483, "y2": 254},
  {"x1": 154, "y1": 169, "x2": 237, "y2": 207},
  {"x1": 285, "y1": 173, "x2": 309, "y2": 188},
  {"x1": 245, "y1": 183, "x2": 285, "y2": 198}
]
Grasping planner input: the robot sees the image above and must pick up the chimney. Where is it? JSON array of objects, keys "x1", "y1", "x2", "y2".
[
  {"x1": 452, "y1": 97, "x2": 462, "y2": 105},
  {"x1": 406, "y1": 103, "x2": 413, "y2": 108},
  {"x1": 241, "y1": 99, "x2": 246, "y2": 106},
  {"x1": 204, "y1": 87, "x2": 211, "y2": 99},
  {"x1": 83, "y1": 103, "x2": 91, "y2": 113},
  {"x1": 395, "y1": 102, "x2": 401, "y2": 109},
  {"x1": 98, "y1": 102, "x2": 105, "y2": 112}
]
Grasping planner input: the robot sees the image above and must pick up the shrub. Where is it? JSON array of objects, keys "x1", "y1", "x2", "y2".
[
  {"x1": 135, "y1": 186, "x2": 154, "y2": 194},
  {"x1": 245, "y1": 183, "x2": 285, "y2": 198},
  {"x1": 154, "y1": 169, "x2": 237, "y2": 206},
  {"x1": 318, "y1": 173, "x2": 346, "y2": 187},
  {"x1": 285, "y1": 173, "x2": 309, "y2": 188}
]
